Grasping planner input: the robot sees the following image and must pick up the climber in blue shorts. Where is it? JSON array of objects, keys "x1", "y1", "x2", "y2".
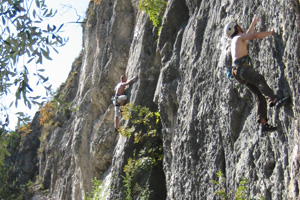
[{"x1": 114, "y1": 74, "x2": 138, "y2": 131}]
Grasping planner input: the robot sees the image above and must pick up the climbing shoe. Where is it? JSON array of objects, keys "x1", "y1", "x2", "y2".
[
  {"x1": 269, "y1": 96, "x2": 290, "y2": 109},
  {"x1": 275, "y1": 96, "x2": 291, "y2": 110},
  {"x1": 261, "y1": 123, "x2": 277, "y2": 133}
]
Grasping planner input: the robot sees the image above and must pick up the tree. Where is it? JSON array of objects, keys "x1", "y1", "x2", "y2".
[
  {"x1": 0, "y1": 0, "x2": 67, "y2": 127},
  {"x1": 0, "y1": 0, "x2": 68, "y2": 168}
]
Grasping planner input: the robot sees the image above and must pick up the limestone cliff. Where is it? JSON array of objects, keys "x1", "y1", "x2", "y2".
[{"x1": 6, "y1": 0, "x2": 300, "y2": 199}]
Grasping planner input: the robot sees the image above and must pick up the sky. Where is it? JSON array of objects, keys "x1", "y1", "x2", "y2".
[
  {"x1": 6, "y1": 0, "x2": 89, "y2": 129},
  {"x1": 43, "y1": 0, "x2": 89, "y2": 89}
]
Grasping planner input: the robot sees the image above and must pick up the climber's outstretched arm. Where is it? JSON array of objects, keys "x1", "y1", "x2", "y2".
[{"x1": 246, "y1": 14, "x2": 259, "y2": 34}]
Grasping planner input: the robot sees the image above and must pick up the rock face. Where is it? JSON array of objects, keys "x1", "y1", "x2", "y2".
[
  {"x1": 5, "y1": 112, "x2": 41, "y2": 188},
  {"x1": 7, "y1": 0, "x2": 300, "y2": 199}
]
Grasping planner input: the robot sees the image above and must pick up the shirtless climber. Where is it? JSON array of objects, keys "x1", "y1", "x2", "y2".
[
  {"x1": 114, "y1": 74, "x2": 138, "y2": 131},
  {"x1": 224, "y1": 15, "x2": 289, "y2": 133}
]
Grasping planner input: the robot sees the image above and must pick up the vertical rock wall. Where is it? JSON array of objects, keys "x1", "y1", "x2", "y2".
[
  {"x1": 155, "y1": 0, "x2": 300, "y2": 199},
  {"x1": 8, "y1": 0, "x2": 299, "y2": 199}
]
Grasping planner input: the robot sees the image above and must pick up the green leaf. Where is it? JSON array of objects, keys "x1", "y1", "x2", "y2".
[
  {"x1": 41, "y1": 47, "x2": 52, "y2": 60},
  {"x1": 9, "y1": 101, "x2": 14, "y2": 108},
  {"x1": 33, "y1": 9, "x2": 36, "y2": 18},
  {"x1": 27, "y1": 57, "x2": 35, "y2": 63},
  {"x1": 57, "y1": 23, "x2": 64, "y2": 32},
  {"x1": 38, "y1": 74, "x2": 48, "y2": 82},
  {"x1": 2, "y1": 16, "x2": 6, "y2": 25},
  {"x1": 4, "y1": 40, "x2": 11, "y2": 46},
  {"x1": 26, "y1": 30, "x2": 31, "y2": 39},
  {"x1": 43, "y1": 9, "x2": 49, "y2": 17},
  {"x1": 2, "y1": 148, "x2": 10, "y2": 156},
  {"x1": 36, "y1": 53, "x2": 43, "y2": 64},
  {"x1": 35, "y1": 0, "x2": 40, "y2": 8}
]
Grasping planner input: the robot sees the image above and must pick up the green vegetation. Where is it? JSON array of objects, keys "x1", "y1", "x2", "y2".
[
  {"x1": 0, "y1": 166, "x2": 44, "y2": 200},
  {"x1": 90, "y1": 0, "x2": 104, "y2": 5},
  {"x1": 0, "y1": 129, "x2": 18, "y2": 163},
  {"x1": 123, "y1": 157, "x2": 153, "y2": 200},
  {"x1": 212, "y1": 170, "x2": 265, "y2": 200},
  {"x1": 0, "y1": 1, "x2": 81, "y2": 198},
  {"x1": 0, "y1": 53, "x2": 81, "y2": 200},
  {"x1": 85, "y1": 177, "x2": 109, "y2": 200},
  {"x1": 119, "y1": 103, "x2": 163, "y2": 200},
  {"x1": 38, "y1": 53, "x2": 81, "y2": 150},
  {"x1": 38, "y1": 100, "x2": 57, "y2": 148},
  {"x1": 24, "y1": 177, "x2": 45, "y2": 197},
  {"x1": 138, "y1": 0, "x2": 167, "y2": 33},
  {"x1": 0, "y1": 124, "x2": 32, "y2": 199},
  {"x1": 0, "y1": 0, "x2": 67, "y2": 172},
  {"x1": 212, "y1": 170, "x2": 228, "y2": 200},
  {"x1": 0, "y1": 123, "x2": 41, "y2": 199},
  {"x1": 0, "y1": 0, "x2": 67, "y2": 113},
  {"x1": 0, "y1": 128, "x2": 19, "y2": 198},
  {"x1": 38, "y1": 97, "x2": 78, "y2": 159},
  {"x1": 86, "y1": 104, "x2": 163, "y2": 200},
  {"x1": 0, "y1": 164, "x2": 24, "y2": 200},
  {"x1": 84, "y1": 1, "x2": 97, "y2": 29}
]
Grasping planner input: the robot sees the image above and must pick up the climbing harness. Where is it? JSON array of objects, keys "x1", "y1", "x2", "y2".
[
  {"x1": 111, "y1": 96, "x2": 120, "y2": 106},
  {"x1": 226, "y1": 66, "x2": 234, "y2": 82},
  {"x1": 231, "y1": 55, "x2": 252, "y2": 82}
]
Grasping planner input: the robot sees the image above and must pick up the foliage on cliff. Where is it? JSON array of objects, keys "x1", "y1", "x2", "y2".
[
  {"x1": 120, "y1": 104, "x2": 163, "y2": 200},
  {"x1": 138, "y1": 0, "x2": 167, "y2": 30}
]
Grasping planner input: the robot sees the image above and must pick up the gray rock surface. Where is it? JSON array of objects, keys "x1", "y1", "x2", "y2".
[{"x1": 6, "y1": 0, "x2": 300, "y2": 199}]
